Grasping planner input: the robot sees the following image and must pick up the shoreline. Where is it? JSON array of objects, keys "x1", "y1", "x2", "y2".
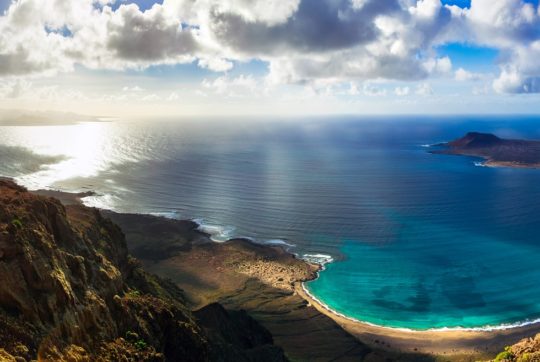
[
  {"x1": 430, "y1": 148, "x2": 540, "y2": 169},
  {"x1": 484, "y1": 159, "x2": 540, "y2": 169},
  {"x1": 300, "y1": 281, "x2": 540, "y2": 333},
  {"x1": 296, "y1": 281, "x2": 540, "y2": 356},
  {"x1": 9, "y1": 178, "x2": 540, "y2": 358},
  {"x1": 456, "y1": 153, "x2": 540, "y2": 169}
]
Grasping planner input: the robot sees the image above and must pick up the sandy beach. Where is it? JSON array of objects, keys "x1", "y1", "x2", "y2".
[{"x1": 296, "y1": 281, "x2": 540, "y2": 358}]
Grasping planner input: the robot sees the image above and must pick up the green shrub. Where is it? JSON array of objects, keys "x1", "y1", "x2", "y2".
[
  {"x1": 495, "y1": 347, "x2": 514, "y2": 362},
  {"x1": 125, "y1": 331, "x2": 148, "y2": 350},
  {"x1": 517, "y1": 353, "x2": 531, "y2": 362},
  {"x1": 11, "y1": 218, "x2": 23, "y2": 229},
  {"x1": 126, "y1": 289, "x2": 141, "y2": 298},
  {"x1": 125, "y1": 331, "x2": 139, "y2": 343},
  {"x1": 134, "y1": 340, "x2": 147, "y2": 351}
]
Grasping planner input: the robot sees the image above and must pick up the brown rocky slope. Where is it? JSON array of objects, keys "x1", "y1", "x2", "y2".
[
  {"x1": 491, "y1": 334, "x2": 540, "y2": 361},
  {"x1": 0, "y1": 179, "x2": 287, "y2": 361}
]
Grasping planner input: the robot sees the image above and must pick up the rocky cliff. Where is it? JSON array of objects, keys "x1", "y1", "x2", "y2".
[{"x1": 0, "y1": 179, "x2": 286, "y2": 361}]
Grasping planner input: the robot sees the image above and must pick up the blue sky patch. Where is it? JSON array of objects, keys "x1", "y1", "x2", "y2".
[
  {"x1": 114, "y1": 0, "x2": 163, "y2": 11},
  {"x1": 438, "y1": 43, "x2": 499, "y2": 72},
  {"x1": 441, "y1": 0, "x2": 471, "y2": 7},
  {"x1": 0, "y1": 0, "x2": 11, "y2": 14}
]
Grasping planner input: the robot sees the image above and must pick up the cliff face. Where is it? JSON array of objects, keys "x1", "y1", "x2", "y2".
[{"x1": 0, "y1": 179, "x2": 286, "y2": 361}]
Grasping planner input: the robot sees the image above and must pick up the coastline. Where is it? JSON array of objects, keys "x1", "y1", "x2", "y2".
[
  {"x1": 296, "y1": 281, "x2": 540, "y2": 357},
  {"x1": 484, "y1": 159, "x2": 540, "y2": 169},
  {"x1": 8, "y1": 178, "x2": 540, "y2": 359},
  {"x1": 300, "y1": 280, "x2": 540, "y2": 333},
  {"x1": 430, "y1": 148, "x2": 540, "y2": 169},
  {"x1": 452, "y1": 153, "x2": 540, "y2": 169},
  {"x1": 88, "y1": 199, "x2": 540, "y2": 358}
]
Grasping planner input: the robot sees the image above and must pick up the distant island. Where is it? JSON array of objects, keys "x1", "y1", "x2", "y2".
[{"x1": 431, "y1": 132, "x2": 540, "y2": 168}]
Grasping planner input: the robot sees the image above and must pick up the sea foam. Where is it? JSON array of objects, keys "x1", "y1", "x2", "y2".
[
  {"x1": 81, "y1": 193, "x2": 121, "y2": 211},
  {"x1": 301, "y1": 253, "x2": 334, "y2": 268},
  {"x1": 194, "y1": 220, "x2": 236, "y2": 242},
  {"x1": 264, "y1": 239, "x2": 295, "y2": 247},
  {"x1": 149, "y1": 211, "x2": 182, "y2": 219}
]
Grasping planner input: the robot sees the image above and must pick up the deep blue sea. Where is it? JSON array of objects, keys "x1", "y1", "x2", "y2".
[{"x1": 1, "y1": 116, "x2": 540, "y2": 330}]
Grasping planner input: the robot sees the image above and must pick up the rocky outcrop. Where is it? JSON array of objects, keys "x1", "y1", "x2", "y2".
[
  {"x1": 0, "y1": 179, "x2": 286, "y2": 361},
  {"x1": 492, "y1": 334, "x2": 540, "y2": 361},
  {"x1": 194, "y1": 303, "x2": 287, "y2": 362}
]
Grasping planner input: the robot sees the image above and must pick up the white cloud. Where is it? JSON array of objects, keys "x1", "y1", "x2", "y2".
[
  {"x1": 350, "y1": 0, "x2": 369, "y2": 10},
  {"x1": 0, "y1": 0, "x2": 539, "y2": 97},
  {"x1": 0, "y1": 79, "x2": 32, "y2": 98},
  {"x1": 104, "y1": 4, "x2": 199, "y2": 62},
  {"x1": 415, "y1": 82, "x2": 433, "y2": 95},
  {"x1": 197, "y1": 58, "x2": 234, "y2": 72},
  {"x1": 454, "y1": 68, "x2": 483, "y2": 81},
  {"x1": 167, "y1": 92, "x2": 180, "y2": 101},
  {"x1": 423, "y1": 56, "x2": 452, "y2": 75},
  {"x1": 410, "y1": 0, "x2": 443, "y2": 19},
  {"x1": 212, "y1": 0, "x2": 301, "y2": 26},
  {"x1": 491, "y1": 41, "x2": 540, "y2": 93},
  {"x1": 0, "y1": 1, "x2": 204, "y2": 76},
  {"x1": 141, "y1": 93, "x2": 161, "y2": 101},
  {"x1": 348, "y1": 82, "x2": 360, "y2": 96},
  {"x1": 493, "y1": 66, "x2": 540, "y2": 93},
  {"x1": 466, "y1": 0, "x2": 537, "y2": 40},
  {"x1": 202, "y1": 74, "x2": 261, "y2": 97},
  {"x1": 394, "y1": 86, "x2": 410, "y2": 96},
  {"x1": 452, "y1": 0, "x2": 540, "y2": 93},
  {"x1": 0, "y1": 0, "x2": 459, "y2": 86},
  {"x1": 162, "y1": 0, "x2": 301, "y2": 26},
  {"x1": 122, "y1": 85, "x2": 145, "y2": 92},
  {"x1": 472, "y1": 84, "x2": 490, "y2": 95},
  {"x1": 363, "y1": 83, "x2": 387, "y2": 96},
  {"x1": 0, "y1": 78, "x2": 89, "y2": 102}
]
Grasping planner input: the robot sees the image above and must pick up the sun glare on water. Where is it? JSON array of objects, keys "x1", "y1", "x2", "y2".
[{"x1": 4, "y1": 122, "x2": 116, "y2": 190}]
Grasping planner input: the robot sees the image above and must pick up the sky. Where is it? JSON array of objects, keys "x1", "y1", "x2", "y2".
[{"x1": 0, "y1": 0, "x2": 540, "y2": 118}]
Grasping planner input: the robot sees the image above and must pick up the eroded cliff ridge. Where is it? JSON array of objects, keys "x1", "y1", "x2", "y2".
[{"x1": 0, "y1": 179, "x2": 286, "y2": 361}]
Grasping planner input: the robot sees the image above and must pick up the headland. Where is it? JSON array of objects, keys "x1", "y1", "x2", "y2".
[{"x1": 431, "y1": 132, "x2": 540, "y2": 168}]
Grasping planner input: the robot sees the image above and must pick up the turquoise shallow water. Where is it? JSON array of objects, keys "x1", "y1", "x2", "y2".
[
  {"x1": 307, "y1": 227, "x2": 540, "y2": 330},
  {"x1": 1, "y1": 116, "x2": 540, "y2": 329}
]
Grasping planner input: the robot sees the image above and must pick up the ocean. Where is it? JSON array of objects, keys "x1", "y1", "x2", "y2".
[{"x1": 1, "y1": 115, "x2": 540, "y2": 330}]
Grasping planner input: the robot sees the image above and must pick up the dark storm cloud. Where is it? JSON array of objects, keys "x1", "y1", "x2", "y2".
[{"x1": 209, "y1": 0, "x2": 401, "y2": 55}]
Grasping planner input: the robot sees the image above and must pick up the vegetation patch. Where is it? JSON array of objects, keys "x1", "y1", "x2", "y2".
[{"x1": 495, "y1": 347, "x2": 515, "y2": 362}]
